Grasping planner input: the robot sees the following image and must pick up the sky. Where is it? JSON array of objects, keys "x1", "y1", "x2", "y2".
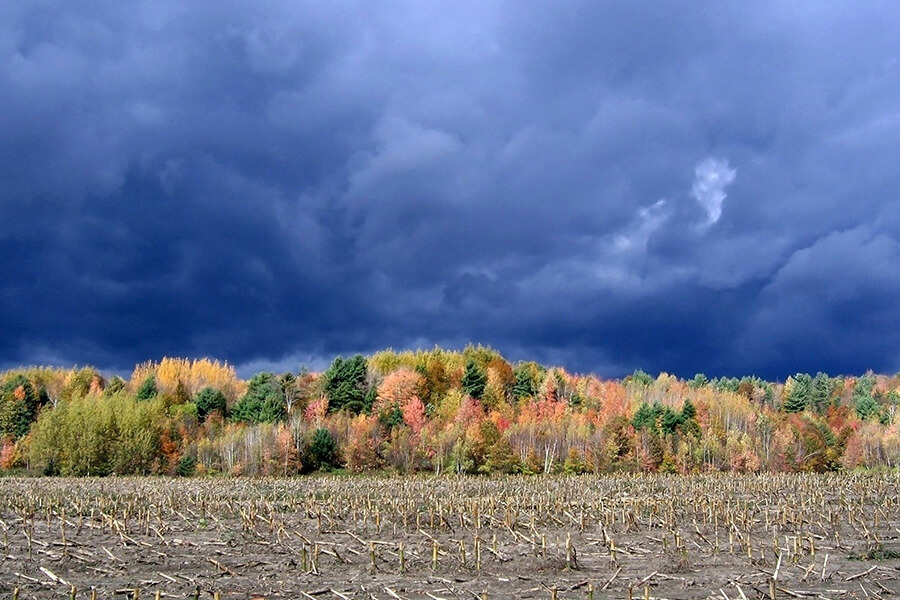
[{"x1": 2, "y1": 2, "x2": 900, "y2": 381}]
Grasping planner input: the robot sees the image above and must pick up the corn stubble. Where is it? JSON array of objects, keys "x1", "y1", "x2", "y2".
[{"x1": 0, "y1": 473, "x2": 897, "y2": 598}]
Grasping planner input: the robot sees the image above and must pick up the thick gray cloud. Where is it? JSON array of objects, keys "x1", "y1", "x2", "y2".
[{"x1": 2, "y1": 1, "x2": 900, "y2": 380}]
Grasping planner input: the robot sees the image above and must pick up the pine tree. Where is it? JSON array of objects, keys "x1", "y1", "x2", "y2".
[
  {"x1": 136, "y1": 376, "x2": 158, "y2": 401},
  {"x1": 512, "y1": 365, "x2": 538, "y2": 400},
  {"x1": 305, "y1": 428, "x2": 338, "y2": 471},
  {"x1": 853, "y1": 373, "x2": 879, "y2": 421},
  {"x1": 324, "y1": 355, "x2": 369, "y2": 413},
  {"x1": 660, "y1": 406, "x2": 682, "y2": 434},
  {"x1": 633, "y1": 402, "x2": 662, "y2": 431},
  {"x1": 629, "y1": 370, "x2": 653, "y2": 387},
  {"x1": 231, "y1": 373, "x2": 285, "y2": 423},
  {"x1": 689, "y1": 373, "x2": 709, "y2": 388},
  {"x1": 782, "y1": 373, "x2": 812, "y2": 413},
  {"x1": 811, "y1": 372, "x2": 832, "y2": 413},
  {"x1": 194, "y1": 387, "x2": 227, "y2": 421},
  {"x1": 461, "y1": 360, "x2": 487, "y2": 399},
  {"x1": 0, "y1": 375, "x2": 40, "y2": 438}
]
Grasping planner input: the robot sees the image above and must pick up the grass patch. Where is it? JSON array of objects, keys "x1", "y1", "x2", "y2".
[{"x1": 849, "y1": 545, "x2": 900, "y2": 560}]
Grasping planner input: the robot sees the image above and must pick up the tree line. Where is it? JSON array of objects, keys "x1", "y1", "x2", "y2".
[{"x1": 0, "y1": 347, "x2": 898, "y2": 476}]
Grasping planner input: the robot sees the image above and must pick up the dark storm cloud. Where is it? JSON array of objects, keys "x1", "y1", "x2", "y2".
[{"x1": 2, "y1": 1, "x2": 900, "y2": 380}]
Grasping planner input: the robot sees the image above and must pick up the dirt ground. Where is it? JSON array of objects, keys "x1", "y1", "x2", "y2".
[{"x1": 0, "y1": 474, "x2": 897, "y2": 599}]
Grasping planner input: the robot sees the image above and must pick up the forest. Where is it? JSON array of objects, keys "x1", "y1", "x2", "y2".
[{"x1": 0, "y1": 345, "x2": 897, "y2": 477}]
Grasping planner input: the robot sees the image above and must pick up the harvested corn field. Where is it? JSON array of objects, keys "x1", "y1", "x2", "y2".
[{"x1": 0, "y1": 474, "x2": 898, "y2": 599}]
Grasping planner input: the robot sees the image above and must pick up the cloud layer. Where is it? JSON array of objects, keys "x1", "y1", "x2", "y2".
[
  {"x1": 692, "y1": 158, "x2": 736, "y2": 226},
  {"x1": 2, "y1": 2, "x2": 900, "y2": 380}
]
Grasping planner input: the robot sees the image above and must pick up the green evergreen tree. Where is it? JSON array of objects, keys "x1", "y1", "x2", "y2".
[
  {"x1": 136, "y1": 376, "x2": 158, "y2": 401},
  {"x1": 852, "y1": 372, "x2": 879, "y2": 421},
  {"x1": 714, "y1": 377, "x2": 740, "y2": 393},
  {"x1": 379, "y1": 404, "x2": 404, "y2": 429},
  {"x1": 628, "y1": 370, "x2": 654, "y2": 387},
  {"x1": 461, "y1": 360, "x2": 487, "y2": 399},
  {"x1": 679, "y1": 399, "x2": 700, "y2": 437},
  {"x1": 0, "y1": 396, "x2": 32, "y2": 439},
  {"x1": 175, "y1": 454, "x2": 197, "y2": 477},
  {"x1": 681, "y1": 399, "x2": 696, "y2": 421},
  {"x1": 660, "y1": 406, "x2": 683, "y2": 434},
  {"x1": 512, "y1": 365, "x2": 538, "y2": 400},
  {"x1": 324, "y1": 355, "x2": 369, "y2": 413},
  {"x1": 0, "y1": 375, "x2": 41, "y2": 438},
  {"x1": 231, "y1": 373, "x2": 285, "y2": 423},
  {"x1": 633, "y1": 401, "x2": 686, "y2": 435},
  {"x1": 811, "y1": 372, "x2": 832, "y2": 413},
  {"x1": 364, "y1": 386, "x2": 378, "y2": 412},
  {"x1": 782, "y1": 373, "x2": 812, "y2": 413},
  {"x1": 305, "y1": 427, "x2": 338, "y2": 471},
  {"x1": 632, "y1": 402, "x2": 656, "y2": 431},
  {"x1": 764, "y1": 385, "x2": 775, "y2": 407},
  {"x1": 193, "y1": 387, "x2": 228, "y2": 421},
  {"x1": 689, "y1": 373, "x2": 709, "y2": 388}
]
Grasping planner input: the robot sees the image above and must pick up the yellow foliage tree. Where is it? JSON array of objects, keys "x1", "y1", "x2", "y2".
[{"x1": 130, "y1": 358, "x2": 245, "y2": 402}]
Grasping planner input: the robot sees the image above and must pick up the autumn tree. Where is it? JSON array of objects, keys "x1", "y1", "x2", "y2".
[
  {"x1": 415, "y1": 354, "x2": 453, "y2": 407},
  {"x1": 272, "y1": 426, "x2": 302, "y2": 475},
  {"x1": 344, "y1": 415, "x2": 382, "y2": 472},
  {"x1": 17, "y1": 345, "x2": 900, "y2": 476},
  {"x1": 461, "y1": 344, "x2": 503, "y2": 369},
  {"x1": 375, "y1": 368, "x2": 422, "y2": 409},
  {"x1": 369, "y1": 368, "x2": 416, "y2": 430},
  {"x1": 173, "y1": 380, "x2": 191, "y2": 405},
  {"x1": 131, "y1": 358, "x2": 243, "y2": 399},
  {"x1": 401, "y1": 394, "x2": 427, "y2": 435},
  {"x1": 53, "y1": 368, "x2": 98, "y2": 404}
]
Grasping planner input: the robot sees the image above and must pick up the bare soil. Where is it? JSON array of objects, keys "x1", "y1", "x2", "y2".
[{"x1": 0, "y1": 474, "x2": 897, "y2": 599}]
